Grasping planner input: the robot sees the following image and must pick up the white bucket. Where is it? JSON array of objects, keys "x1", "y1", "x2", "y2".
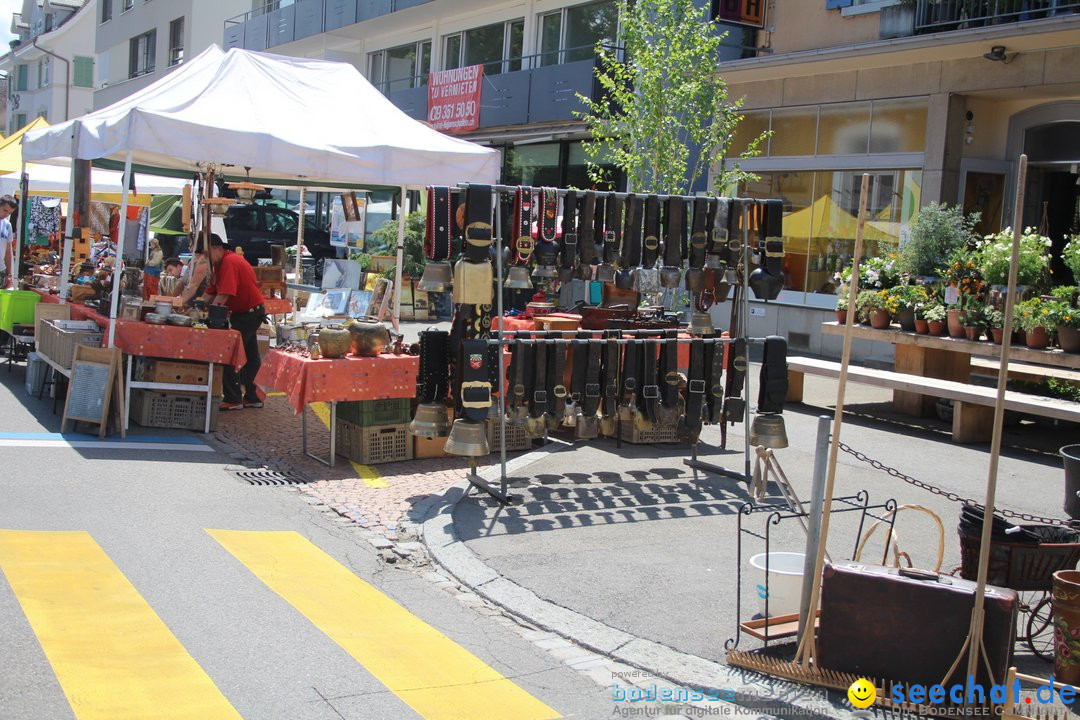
[{"x1": 748, "y1": 552, "x2": 805, "y2": 617}]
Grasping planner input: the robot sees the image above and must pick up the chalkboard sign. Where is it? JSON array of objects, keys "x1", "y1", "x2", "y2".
[{"x1": 62, "y1": 346, "x2": 125, "y2": 439}]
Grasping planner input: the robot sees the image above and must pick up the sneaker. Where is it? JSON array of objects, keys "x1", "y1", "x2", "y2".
[
  {"x1": 219, "y1": 402, "x2": 245, "y2": 411},
  {"x1": 243, "y1": 401, "x2": 264, "y2": 409}
]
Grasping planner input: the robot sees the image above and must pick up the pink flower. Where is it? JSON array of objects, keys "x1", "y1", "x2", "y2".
[{"x1": 1072, "y1": 628, "x2": 1080, "y2": 638}]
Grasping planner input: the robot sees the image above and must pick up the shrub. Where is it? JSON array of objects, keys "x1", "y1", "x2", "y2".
[
  {"x1": 901, "y1": 202, "x2": 980, "y2": 277},
  {"x1": 923, "y1": 303, "x2": 946, "y2": 323},
  {"x1": 1064, "y1": 236, "x2": 1080, "y2": 282},
  {"x1": 1014, "y1": 297, "x2": 1054, "y2": 332},
  {"x1": 941, "y1": 247, "x2": 986, "y2": 300},
  {"x1": 974, "y1": 227, "x2": 1051, "y2": 289},
  {"x1": 838, "y1": 254, "x2": 901, "y2": 291}
]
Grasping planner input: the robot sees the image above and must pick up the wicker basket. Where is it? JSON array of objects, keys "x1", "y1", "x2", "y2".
[
  {"x1": 334, "y1": 420, "x2": 413, "y2": 464},
  {"x1": 38, "y1": 319, "x2": 103, "y2": 370}
]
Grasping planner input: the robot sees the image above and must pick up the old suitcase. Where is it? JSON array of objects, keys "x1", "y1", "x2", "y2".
[{"x1": 817, "y1": 561, "x2": 1017, "y2": 688}]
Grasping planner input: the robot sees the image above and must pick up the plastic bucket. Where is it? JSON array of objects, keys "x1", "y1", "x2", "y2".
[
  {"x1": 1064, "y1": 445, "x2": 1080, "y2": 520},
  {"x1": 749, "y1": 551, "x2": 805, "y2": 617}
]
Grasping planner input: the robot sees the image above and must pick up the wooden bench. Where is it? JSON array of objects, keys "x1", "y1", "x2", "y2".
[
  {"x1": 969, "y1": 357, "x2": 1080, "y2": 386},
  {"x1": 786, "y1": 356, "x2": 1080, "y2": 443}
]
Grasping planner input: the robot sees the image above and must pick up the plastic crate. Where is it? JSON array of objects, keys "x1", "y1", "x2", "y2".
[
  {"x1": 619, "y1": 419, "x2": 681, "y2": 444},
  {"x1": 337, "y1": 398, "x2": 412, "y2": 426},
  {"x1": 0, "y1": 290, "x2": 41, "y2": 333},
  {"x1": 25, "y1": 351, "x2": 47, "y2": 396},
  {"x1": 485, "y1": 417, "x2": 531, "y2": 452},
  {"x1": 334, "y1": 420, "x2": 413, "y2": 464},
  {"x1": 130, "y1": 390, "x2": 219, "y2": 432}
]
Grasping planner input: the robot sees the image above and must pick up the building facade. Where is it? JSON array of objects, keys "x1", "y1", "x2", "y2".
[
  {"x1": 94, "y1": 0, "x2": 249, "y2": 109},
  {"x1": 1, "y1": 0, "x2": 94, "y2": 134}
]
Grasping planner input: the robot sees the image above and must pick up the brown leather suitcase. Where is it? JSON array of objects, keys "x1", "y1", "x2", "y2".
[{"x1": 817, "y1": 562, "x2": 1017, "y2": 688}]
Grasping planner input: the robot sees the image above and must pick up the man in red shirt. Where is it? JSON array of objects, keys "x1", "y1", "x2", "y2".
[{"x1": 202, "y1": 234, "x2": 266, "y2": 410}]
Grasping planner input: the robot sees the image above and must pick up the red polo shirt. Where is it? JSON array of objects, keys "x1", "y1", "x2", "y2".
[{"x1": 205, "y1": 250, "x2": 263, "y2": 315}]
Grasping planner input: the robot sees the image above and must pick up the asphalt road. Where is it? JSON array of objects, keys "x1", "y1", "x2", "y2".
[{"x1": 0, "y1": 369, "x2": 611, "y2": 720}]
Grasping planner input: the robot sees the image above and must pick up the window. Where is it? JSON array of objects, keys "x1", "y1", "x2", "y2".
[
  {"x1": 368, "y1": 40, "x2": 430, "y2": 93},
  {"x1": 168, "y1": 18, "x2": 184, "y2": 66},
  {"x1": 538, "y1": 1, "x2": 617, "y2": 67},
  {"x1": 122, "y1": 0, "x2": 134, "y2": 11},
  {"x1": 265, "y1": 209, "x2": 297, "y2": 234},
  {"x1": 15, "y1": 64, "x2": 28, "y2": 91},
  {"x1": 129, "y1": 29, "x2": 156, "y2": 78},
  {"x1": 37, "y1": 58, "x2": 50, "y2": 89},
  {"x1": 101, "y1": 0, "x2": 112, "y2": 23},
  {"x1": 14, "y1": 113, "x2": 27, "y2": 132},
  {"x1": 73, "y1": 56, "x2": 94, "y2": 88},
  {"x1": 442, "y1": 19, "x2": 524, "y2": 76}
]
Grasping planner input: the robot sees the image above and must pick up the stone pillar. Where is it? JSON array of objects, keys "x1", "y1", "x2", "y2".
[{"x1": 920, "y1": 92, "x2": 966, "y2": 207}]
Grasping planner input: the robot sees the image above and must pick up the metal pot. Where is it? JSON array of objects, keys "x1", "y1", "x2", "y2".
[
  {"x1": 317, "y1": 327, "x2": 352, "y2": 358},
  {"x1": 347, "y1": 321, "x2": 391, "y2": 357}
]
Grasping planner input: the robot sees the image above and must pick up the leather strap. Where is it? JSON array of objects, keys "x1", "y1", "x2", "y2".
[
  {"x1": 711, "y1": 198, "x2": 730, "y2": 256},
  {"x1": 463, "y1": 185, "x2": 493, "y2": 263},
  {"x1": 601, "y1": 334, "x2": 620, "y2": 419},
  {"x1": 705, "y1": 339, "x2": 725, "y2": 423},
  {"x1": 460, "y1": 339, "x2": 492, "y2": 421},
  {"x1": 535, "y1": 187, "x2": 559, "y2": 267},
  {"x1": 561, "y1": 190, "x2": 578, "y2": 269},
  {"x1": 758, "y1": 335, "x2": 788, "y2": 415},
  {"x1": 684, "y1": 339, "x2": 706, "y2": 438},
  {"x1": 547, "y1": 337, "x2": 567, "y2": 419},
  {"x1": 764, "y1": 198, "x2": 785, "y2": 275},
  {"x1": 579, "y1": 192, "x2": 597, "y2": 265},
  {"x1": 570, "y1": 338, "x2": 588, "y2": 405},
  {"x1": 620, "y1": 338, "x2": 640, "y2": 405},
  {"x1": 621, "y1": 195, "x2": 642, "y2": 268},
  {"x1": 724, "y1": 337, "x2": 747, "y2": 423},
  {"x1": 593, "y1": 193, "x2": 607, "y2": 262},
  {"x1": 659, "y1": 333, "x2": 680, "y2": 410},
  {"x1": 510, "y1": 337, "x2": 531, "y2": 413},
  {"x1": 689, "y1": 197, "x2": 709, "y2": 269},
  {"x1": 604, "y1": 193, "x2": 623, "y2": 265},
  {"x1": 642, "y1": 195, "x2": 660, "y2": 267},
  {"x1": 638, "y1": 339, "x2": 659, "y2": 424},
  {"x1": 582, "y1": 340, "x2": 603, "y2": 416},
  {"x1": 513, "y1": 186, "x2": 535, "y2": 265},
  {"x1": 663, "y1": 197, "x2": 685, "y2": 267},
  {"x1": 426, "y1": 186, "x2": 453, "y2": 262},
  {"x1": 530, "y1": 340, "x2": 549, "y2": 418},
  {"x1": 418, "y1": 330, "x2": 450, "y2": 403},
  {"x1": 726, "y1": 198, "x2": 746, "y2": 267}
]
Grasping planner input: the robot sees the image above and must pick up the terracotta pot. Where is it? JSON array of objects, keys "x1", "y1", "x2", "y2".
[
  {"x1": 1053, "y1": 570, "x2": 1080, "y2": 685},
  {"x1": 1016, "y1": 328, "x2": 1027, "y2": 346},
  {"x1": 991, "y1": 328, "x2": 1004, "y2": 345},
  {"x1": 928, "y1": 320, "x2": 947, "y2": 336},
  {"x1": 1059, "y1": 326, "x2": 1080, "y2": 353},
  {"x1": 914, "y1": 318, "x2": 929, "y2": 335},
  {"x1": 316, "y1": 327, "x2": 352, "y2": 359},
  {"x1": 895, "y1": 306, "x2": 917, "y2": 332},
  {"x1": 869, "y1": 309, "x2": 892, "y2": 330},
  {"x1": 1026, "y1": 325, "x2": 1051, "y2": 350},
  {"x1": 946, "y1": 308, "x2": 965, "y2": 338},
  {"x1": 835, "y1": 309, "x2": 848, "y2": 325},
  {"x1": 963, "y1": 326, "x2": 980, "y2": 341},
  {"x1": 348, "y1": 321, "x2": 391, "y2": 357}
]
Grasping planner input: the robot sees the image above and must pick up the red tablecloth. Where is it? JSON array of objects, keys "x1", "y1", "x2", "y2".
[
  {"x1": 31, "y1": 288, "x2": 246, "y2": 368},
  {"x1": 255, "y1": 348, "x2": 418, "y2": 414},
  {"x1": 263, "y1": 297, "x2": 292, "y2": 315}
]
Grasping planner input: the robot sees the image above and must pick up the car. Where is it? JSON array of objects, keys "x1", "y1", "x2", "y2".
[{"x1": 222, "y1": 204, "x2": 335, "y2": 264}]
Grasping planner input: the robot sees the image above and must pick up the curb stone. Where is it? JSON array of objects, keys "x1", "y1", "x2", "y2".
[{"x1": 419, "y1": 439, "x2": 863, "y2": 720}]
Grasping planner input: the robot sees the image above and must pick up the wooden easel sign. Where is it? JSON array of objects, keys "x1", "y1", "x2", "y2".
[{"x1": 61, "y1": 345, "x2": 126, "y2": 439}]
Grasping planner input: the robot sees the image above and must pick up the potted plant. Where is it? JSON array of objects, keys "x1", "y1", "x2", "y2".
[
  {"x1": 838, "y1": 254, "x2": 902, "y2": 292},
  {"x1": 975, "y1": 227, "x2": 1051, "y2": 295},
  {"x1": 855, "y1": 289, "x2": 877, "y2": 325},
  {"x1": 858, "y1": 289, "x2": 897, "y2": 330},
  {"x1": 1064, "y1": 236, "x2": 1080, "y2": 285},
  {"x1": 888, "y1": 284, "x2": 930, "y2": 332},
  {"x1": 1016, "y1": 297, "x2": 1053, "y2": 350},
  {"x1": 941, "y1": 247, "x2": 985, "y2": 338},
  {"x1": 914, "y1": 301, "x2": 931, "y2": 334},
  {"x1": 900, "y1": 202, "x2": 979, "y2": 280},
  {"x1": 983, "y1": 307, "x2": 1005, "y2": 344},
  {"x1": 959, "y1": 295, "x2": 984, "y2": 341},
  {"x1": 1050, "y1": 300, "x2": 1080, "y2": 353},
  {"x1": 924, "y1": 303, "x2": 948, "y2": 336},
  {"x1": 834, "y1": 294, "x2": 850, "y2": 324}
]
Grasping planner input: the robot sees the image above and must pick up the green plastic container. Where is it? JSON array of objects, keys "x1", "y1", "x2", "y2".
[
  {"x1": 337, "y1": 398, "x2": 411, "y2": 426},
  {"x1": 0, "y1": 290, "x2": 41, "y2": 333}
]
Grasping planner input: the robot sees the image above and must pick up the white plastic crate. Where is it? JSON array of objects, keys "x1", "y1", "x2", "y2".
[{"x1": 25, "y1": 351, "x2": 46, "y2": 396}]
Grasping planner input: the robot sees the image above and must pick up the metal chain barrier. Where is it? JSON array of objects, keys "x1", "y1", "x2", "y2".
[{"x1": 837, "y1": 441, "x2": 1073, "y2": 527}]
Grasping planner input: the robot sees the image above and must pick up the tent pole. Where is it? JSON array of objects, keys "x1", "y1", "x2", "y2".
[
  {"x1": 107, "y1": 150, "x2": 133, "y2": 349},
  {"x1": 393, "y1": 185, "x2": 406, "y2": 326},
  {"x1": 295, "y1": 186, "x2": 305, "y2": 291},
  {"x1": 58, "y1": 121, "x2": 80, "y2": 305},
  {"x1": 14, "y1": 160, "x2": 27, "y2": 287}
]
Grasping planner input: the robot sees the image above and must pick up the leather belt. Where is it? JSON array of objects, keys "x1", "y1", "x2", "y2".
[
  {"x1": 684, "y1": 338, "x2": 706, "y2": 440},
  {"x1": 620, "y1": 338, "x2": 640, "y2": 406},
  {"x1": 663, "y1": 197, "x2": 685, "y2": 267},
  {"x1": 711, "y1": 198, "x2": 730, "y2": 256},
  {"x1": 547, "y1": 336, "x2": 567, "y2": 420},
  {"x1": 638, "y1": 339, "x2": 659, "y2": 424},
  {"x1": 561, "y1": 190, "x2": 578, "y2": 269},
  {"x1": 570, "y1": 338, "x2": 588, "y2": 406},
  {"x1": 579, "y1": 192, "x2": 597, "y2": 266},
  {"x1": 460, "y1": 338, "x2": 492, "y2": 421},
  {"x1": 726, "y1": 198, "x2": 747, "y2": 267},
  {"x1": 426, "y1": 186, "x2": 453, "y2": 262},
  {"x1": 582, "y1": 340, "x2": 603, "y2": 417},
  {"x1": 758, "y1": 335, "x2": 788, "y2": 415},
  {"x1": 604, "y1": 193, "x2": 623, "y2": 265},
  {"x1": 530, "y1": 340, "x2": 549, "y2": 418},
  {"x1": 642, "y1": 195, "x2": 660, "y2": 267},
  {"x1": 689, "y1": 197, "x2": 709, "y2": 269},
  {"x1": 705, "y1": 336, "x2": 725, "y2": 423},
  {"x1": 764, "y1": 198, "x2": 785, "y2": 277},
  {"x1": 536, "y1": 187, "x2": 559, "y2": 267},
  {"x1": 601, "y1": 334, "x2": 620, "y2": 420},
  {"x1": 463, "y1": 185, "x2": 493, "y2": 263},
  {"x1": 724, "y1": 337, "x2": 747, "y2": 423},
  {"x1": 593, "y1": 193, "x2": 607, "y2": 263},
  {"x1": 418, "y1": 330, "x2": 450, "y2": 404},
  {"x1": 621, "y1": 195, "x2": 642, "y2": 268},
  {"x1": 513, "y1": 186, "x2": 535, "y2": 265},
  {"x1": 509, "y1": 336, "x2": 531, "y2": 414},
  {"x1": 659, "y1": 333, "x2": 680, "y2": 411}
]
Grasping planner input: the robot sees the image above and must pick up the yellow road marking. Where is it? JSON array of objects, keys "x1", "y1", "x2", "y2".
[
  {"x1": 209, "y1": 530, "x2": 559, "y2": 720},
  {"x1": 310, "y1": 402, "x2": 388, "y2": 488},
  {"x1": 0, "y1": 530, "x2": 241, "y2": 720}
]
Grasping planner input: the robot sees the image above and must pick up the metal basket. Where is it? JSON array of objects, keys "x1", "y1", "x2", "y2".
[{"x1": 958, "y1": 528, "x2": 1080, "y2": 592}]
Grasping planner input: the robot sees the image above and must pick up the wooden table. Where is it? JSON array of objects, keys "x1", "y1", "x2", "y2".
[{"x1": 821, "y1": 321, "x2": 1080, "y2": 425}]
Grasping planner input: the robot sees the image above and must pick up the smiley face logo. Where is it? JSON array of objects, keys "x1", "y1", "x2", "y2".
[{"x1": 848, "y1": 678, "x2": 876, "y2": 709}]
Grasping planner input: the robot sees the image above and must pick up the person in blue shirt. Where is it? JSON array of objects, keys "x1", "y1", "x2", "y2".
[{"x1": 0, "y1": 195, "x2": 18, "y2": 290}]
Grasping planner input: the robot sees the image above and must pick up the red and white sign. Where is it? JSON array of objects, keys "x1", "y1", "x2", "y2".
[{"x1": 427, "y1": 64, "x2": 483, "y2": 134}]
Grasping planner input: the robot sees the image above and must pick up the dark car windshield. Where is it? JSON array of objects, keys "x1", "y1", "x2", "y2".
[{"x1": 265, "y1": 209, "x2": 298, "y2": 234}]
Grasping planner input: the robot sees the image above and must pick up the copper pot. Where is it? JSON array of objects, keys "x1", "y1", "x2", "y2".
[
  {"x1": 317, "y1": 327, "x2": 352, "y2": 358},
  {"x1": 348, "y1": 321, "x2": 391, "y2": 357}
]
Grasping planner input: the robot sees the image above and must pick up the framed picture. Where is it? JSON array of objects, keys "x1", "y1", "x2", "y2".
[
  {"x1": 303, "y1": 292, "x2": 326, "y2": 315},
  {"x1": 348, "y1": 290, "x2": 373, "y2": 318},
  {"x1": 341, "y1": 192, "x2": 359, "y2": 222},
  {"x1": 322, "y1": 288, "x2": 351, "y2": 315},
  {"x1": 321, "y1": 259, "x2": 363, "y2": 290}
]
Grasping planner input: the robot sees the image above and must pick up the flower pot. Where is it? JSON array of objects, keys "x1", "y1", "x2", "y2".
[
  {"x1": 991, "y1": 328, "x2": 1004, "y2": 345},
  {"x1": 1026, "y1": 325, "x2": 1051, "y2": 350},
  {"x1": 835, "y1": 309, "x2": 848, "y2": 325},
  {"x1": 1059, "y1": 326, "x2": 1080, "y2": 354},
  {"x1": 895, "y1": 306, "x2": 916, "y2": 332},
  {"x1": 914, "y1": 318, "x2": 929, "y2": 335},
  {"x1": 963, "y1": 325, "x2": 980, "y2": 341},
  {"x1": 928, "y1": 320, "x2": 947, "y2": 336},
  {"x1": 869, "y1": 309, "x2": 892, "y2": 330},
  {"x1": 1052, "y1": 569, "x2": 1080, "y2": 684},
  {"x1": 946, "y1": 308, "x2": 965, "y2": 338},
  {"x1": 1016, "y1": 329, "x2": 1027, "y2": 346}
]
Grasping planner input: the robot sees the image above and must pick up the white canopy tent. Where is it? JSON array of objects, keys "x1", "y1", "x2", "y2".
[
  {"x1": 21, "y1": 44, "x2": 500, "y2": 343},
  {"x1": 0, "y1": 163, "x2": 188, "y2": 198}
]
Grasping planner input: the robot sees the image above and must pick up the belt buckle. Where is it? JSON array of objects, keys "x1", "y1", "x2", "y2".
[
  {"x1": 644, "y1": 236, "x2": 659, "y2": 251},
  {"x1": 604, "y1": 230, "x2": 616, "y2": 245},
  {"x1": 465, "y1": 221, "x2": 493, "y2": 247},
  {"x1": 642, "y1": 385, "x2": 659, "y2": 399},
  {"x1": 623, "y1": 378, "x2": 637, "y2": 391},
  {"x1": 691, "y1": 231, "x2": 708, "y2": 249},
  {"x1": 513, "y1": 384, "x2": 526, "y2": 397},
  {"x1": 605, "y1": 383, "x2": 619, "y2": 396},
  {"x1": 689, "y1": 379, "x2": 706, "y2": 394},
  {"x1": 460, "y1": 380, "x2": 492, "y2": 408},
  {"x1": 533, "y1": 390, "x2": 548, "y2": 403},
  {"x1": 552, "y1": 384, "x2": 567, "y2": 398},
  {"x1": 664, "y1": 371, "x2": 681, "y2": 386},
  {"x1": 585, "y1": 383, "x2": 601, "y2": 398}
]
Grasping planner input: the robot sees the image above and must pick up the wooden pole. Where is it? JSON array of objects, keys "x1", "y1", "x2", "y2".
[
  {"x1": 795, "y1": 173, "x2": 871, "y2": 668},
  {"x1": 962, "y1": 154, "x2": 1028, "y2": 691},
  {"x1": 106, "y1": 150, "x2": 133, "y2": 349}
]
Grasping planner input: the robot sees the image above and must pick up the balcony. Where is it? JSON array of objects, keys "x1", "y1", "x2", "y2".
[
  {"x1": 901, "y1": 0, "x2": 1080, "y2": 35},
  {"x1": 223, "y1": 0, "x2": 436, "y2": 52},
  {"x1": 375, "y1": 50, "x2": 605, "y2": 130}
]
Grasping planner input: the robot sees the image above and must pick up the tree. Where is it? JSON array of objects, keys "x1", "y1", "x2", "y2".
[{"x1": 576, "y1": 0, "x2": 767, "y2": 195}]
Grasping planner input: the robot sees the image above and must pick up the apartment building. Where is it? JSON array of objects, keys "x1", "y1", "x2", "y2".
[
  {"x1": 1, "y1": 0, "x2": 94, "y2": 134},
  {"x1": 94, "y1": 0, "x2": 249, "y2": 108}
]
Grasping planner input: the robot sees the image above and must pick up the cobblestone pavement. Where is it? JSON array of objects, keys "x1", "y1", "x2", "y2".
[{"x1": 213, "y1": 392, "x2": 500, "y2": 541}]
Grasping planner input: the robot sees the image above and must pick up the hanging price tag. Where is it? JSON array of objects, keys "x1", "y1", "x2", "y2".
[{"x1": 944, "y1": 285, "x2": 959, "y2": 305}]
